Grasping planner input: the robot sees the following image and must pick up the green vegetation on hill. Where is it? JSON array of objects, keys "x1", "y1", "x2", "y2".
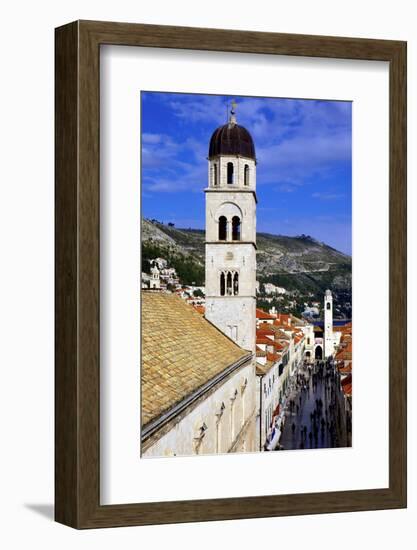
[
  {"x1": 260, "y1": 264, "x2": 351, "y2": 293},
  {"x1": 142, "y1": 240, "x2": 204, "y2": 286}
]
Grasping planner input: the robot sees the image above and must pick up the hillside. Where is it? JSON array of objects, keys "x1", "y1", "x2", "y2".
[{"x1": 141, "y1": 218, "x2": 351, "y2": 293}]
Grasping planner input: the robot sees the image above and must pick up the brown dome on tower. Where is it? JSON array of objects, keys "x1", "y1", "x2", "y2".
[{"x1": 208, "y1": 103, "x2": 256, "y2": 161}]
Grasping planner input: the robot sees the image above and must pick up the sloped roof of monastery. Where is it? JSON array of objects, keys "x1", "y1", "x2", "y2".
[{"x1": 141, "y1": 292, "x2": 250, "y2": 427}]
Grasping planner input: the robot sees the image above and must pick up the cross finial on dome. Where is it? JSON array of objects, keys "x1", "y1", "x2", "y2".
[{"x1": 229, "y1": 99, "x2": 237, "y2": 126}]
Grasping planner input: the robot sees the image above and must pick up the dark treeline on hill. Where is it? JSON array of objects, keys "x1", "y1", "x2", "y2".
[{"x1": 141, "y1": 218, "x2": 352, "y2": 298}]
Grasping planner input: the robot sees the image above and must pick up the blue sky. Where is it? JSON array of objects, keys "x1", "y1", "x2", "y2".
[{"x1": 141, "y1": 92, "x2": 352, "y2": 254}]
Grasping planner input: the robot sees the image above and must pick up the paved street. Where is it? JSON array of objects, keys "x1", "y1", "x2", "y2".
[{"x1": 278, "y1": 361, "x2": 349, "y2": 451}]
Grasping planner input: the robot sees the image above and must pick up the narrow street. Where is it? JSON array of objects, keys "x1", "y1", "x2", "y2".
[{"x1": 278, "y1": 360, "x2": 349, "y2": 451}]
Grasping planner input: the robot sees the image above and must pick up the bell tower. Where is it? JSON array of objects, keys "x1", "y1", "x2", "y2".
[
  {"x1": 204, "y1": 102, "x2": 257, "y2": 352},
  {"x1": 324, "y1": 289, "x2": 334, "y2": 358}
]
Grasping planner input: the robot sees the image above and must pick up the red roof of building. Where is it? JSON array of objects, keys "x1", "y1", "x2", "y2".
[
  {"x1": 256, "y1": 308, "x2": 275, "y2": 320},
  {"x1": 273, "y1": 319, "x2": 299, "y2": 331},
  {"x1": 257, "y1": 327, "x2": 276, "y2": 337},
  {"x1": 341, "y1": 373, "x2": 352, "y2": 396},
  {"x1": 339, "y1": 362, "x2": 352, "y2": 373},
  {"x1": 274, "y1": 341, "x2": 286, "y2": 351},
  {"x1": 336, "y1": 341, "x2": 352, "y2": 361},
  {"x1": 334, "y1": 322, "x2": 352, "y2": 334},
  {"x1": 275, "y1": 313, "x2": 291, "y2": 326},
  {"x1": 256, "y1": 335, "x2": 275, "y2": 345}
]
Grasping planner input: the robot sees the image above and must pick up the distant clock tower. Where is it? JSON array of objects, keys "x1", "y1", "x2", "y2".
[{"x1": 204, "y1": 102, "x2": 257, "y2": 352}]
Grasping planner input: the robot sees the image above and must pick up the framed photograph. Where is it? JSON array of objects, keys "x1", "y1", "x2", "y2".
[{"x1": 55, "y1": 20, "x2": 407, "y2": 528}]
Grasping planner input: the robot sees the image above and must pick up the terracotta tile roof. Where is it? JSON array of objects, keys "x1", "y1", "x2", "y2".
[
  {"x1": 276, "y1": 313, "x2": 291, "y2": 324},
  {"x1": 336, "y1": 340, "x2": 352, "y2": 361},
  {"x1": 336, "y1": 349, "x2": 352, "y2": 361},
  {"x1": 275, "y1": 329, "x2": 290, "y2": 340},
  {"x1": 273, "y1": 318, "x2": 297, "y2": 331},
  {"x1": 141, "y1": 292, "x2": 250, "y2": 427},
  {"x1": 193, "y1": 305, "x2": 205, "y2": 315},
  {"x1": 256, "y1": 308, "x2": 275, "y2": 320},
  {"x1": 256, "y1": 356, "x2": 280, "y2": 374},
  {"x1": 339, "y1": 362, "x2": 352, "y2": 373},
  {"x1": 256, "y1": 325, "x2": 276, "y2": 336},
  {"x1": 266, "y1": 322, "x2": 290, "y2": 337},
  {"x1": 256, "y1": 335, "x2": 274, "y2": 346},
  {"x1": 291, "y1": 314, "x2": 306, "y2": 326},
  {"x1": 274, "y1": 342, "x2": 286, "y2": 351},
  {"x1": 341, "y1": 373, "x2": 352, "y2": 396},
  {"x1": 256, "y1": 361, "x2": 273, "y2": 375},
  {"x1": 334, "y1": 322, "x2": 352, "y2": 333}
]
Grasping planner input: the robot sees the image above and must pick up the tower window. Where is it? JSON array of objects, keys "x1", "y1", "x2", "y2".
[
  {"x1": 220, "y1": 272, "x2": 225, "y2": 296},
  {"x1": 227, "y1": 162, "x2": 234, "y2": 184},
  {"x1": 233, "y1": 272, "x2": 239, "y2": 296},
  {"x1": 218, "y1": 216, "x2": 227, "y2": 240},
  {"x1": 327, "y1": 302, "x2": 331, "y2": 310},
  {"x1": 232, "y1": 216, "x2": 241, "y2": 241},
  {"x1": 226, "y1": 272, "x2": 233, "y2": 295},
  {"x1": 244, "y1": 164, "x2": 249, "y2": 186},
  {"x1": 213, "y1": 163, "x2": 218, "y2": 186}
]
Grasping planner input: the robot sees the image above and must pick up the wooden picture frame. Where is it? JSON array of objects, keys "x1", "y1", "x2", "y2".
[{"x1": 55, "y1": 20, "x2": 407, "y2": 528}]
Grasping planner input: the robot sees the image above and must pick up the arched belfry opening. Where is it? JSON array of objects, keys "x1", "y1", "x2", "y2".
[
  {"x1": 315, "y1": 346, "x2": 323, "y2": 360},
  {"x1": 232, "y1": 216, "x2": 241, "y2": 241},
  {"x1": 226, "y1": 272, "x2": 233, "y2": 295},
  {"x1": 233, "y1": 273, "x2": 239, "y2": 295},
  {"x1": 220, "y1": 272, "x2": 225, "y2": 296},
  {"x1": 227, "y1": 162, "x2": 234, "y2": 184},
  {"x1": 218, "y1": 216, "x2": 227, "y2": 240},
  {"x1": 220, "y1": 271, "x2": 239, "y2": 296},
  {"x1": 244, "y1": 164, "x2": 249, "y2": 186},
  {"x1": 213, "y1": 163, "x2": 218, "y2": 186}
]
